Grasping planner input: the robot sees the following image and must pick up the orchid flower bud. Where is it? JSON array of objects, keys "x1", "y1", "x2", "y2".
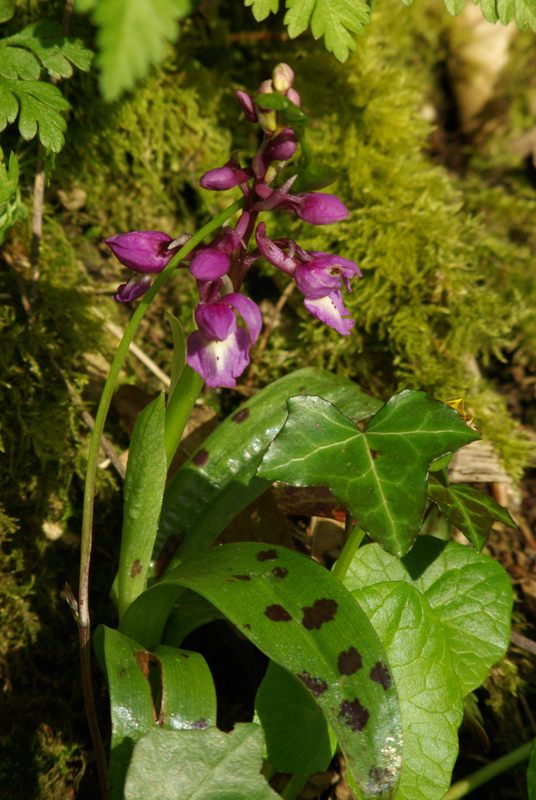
[
  {"x1": 235, "y1": 90, "x2": 258, "y2": 122},
  {"x1": 105, "y1": 230, "x2": 174, "y2": 273},
  {"x1": 200, "y1": 159, "x2": 251, "y2": 191},
  {"x1": 294, "y1": 193, "x2": 349, "y2": 225},
  {"x1": 272, "y1": 63, "x2": 295, "y2": 93}
]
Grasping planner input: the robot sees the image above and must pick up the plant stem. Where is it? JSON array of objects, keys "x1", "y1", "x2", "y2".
[
  {"x1": 78, "y1": 198, "x2": 242, "y2": 798},
  {"x1": 331, "y1": 516, "x2": 366, "y2": 582},
  {"x1": 443, "y1": 740, "x2": 533, "y2": 799},
  {"x1": 164, "y1": 365, "x2": 204, "y2": 465}
]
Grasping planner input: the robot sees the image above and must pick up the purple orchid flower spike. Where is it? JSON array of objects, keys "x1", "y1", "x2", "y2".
[
  {"x1": 199, "y1": 158, "x2": 251, "y2": 191},
  {"x1": 187, "y1": 292, "x2": 262, "y2": 387},
  {"x1": 105, "y1": 230, "x2": 175, "y2": 273},
  {"x1": 255, "y1": 222, "x2": 361, "y2": 335}
]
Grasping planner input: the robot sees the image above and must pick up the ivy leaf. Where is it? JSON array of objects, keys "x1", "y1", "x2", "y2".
[
  {"x1": 284, "y1": 0, "x2": 371, "y2": 62},
  {"x1": 428, "y1": 478, "x2": 515, "y2": 552},
  {"x1": 353, "y1": 582, "x2": 463, "y2": 800},
  {"x1": 124, "y1": 724, "x2": 279, "y2": 800},
  {"x1": 90, "y1": 0, "x2": 197, "y2": 101},
  {"x1": 259, "y1": 391, "x2": 479, "y2": 557},
  {"x1": 156, "y1": 368, "x2": 380, "y2": 570},
  {"x1": 245, "y1": 0, "x2": 280, "y2": 21},
  {"x1": 345, "y1": 536, "x2": 513, "y2": 696}
]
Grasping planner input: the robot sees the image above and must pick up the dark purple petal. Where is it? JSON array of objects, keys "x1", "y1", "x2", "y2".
[
  {"x1": 187, "y1": 328, "x2": 251, "y2": 388},
  {"x1": 303, "y1": 291, "x2": 355, "y2": 335},
  {"x1": 199, "y1": 160, "x2": 251, "y2": 191},
  {"x1": 105, "y1": 230, "x2": 173, "y2": 273},
  {"x1": 113, "y1": 275, "x2": 152, "y2": 303},
  {"x1": 255, "y1": 223, "x2": 297, "y2": 275},
  {"x1": 195, "y1": 302, "x2": 236, "y2": 341},
  {"x1": 264, "y1": 128, "x2": 298, "y2": 163},
  {"x1": 226, "y1": 293, "x2": 263, "y2": 343},
  {"x1": 190, "y1": 248, "x2": 230, "y2": 281},
  {"x1": 295, "y1": 193, "x2": 349, "y2": 225},
  {"x1": 235, "y1": 90, "x2": 258, "y2": 122}
]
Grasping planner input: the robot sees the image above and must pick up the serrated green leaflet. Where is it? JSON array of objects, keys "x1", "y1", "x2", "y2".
[
  {"x1": 477, "y1": 0, "x2": 536, "y2": 29},
  {"x1": 345, "y1": 536, "x2": 513, "y2": 695},
  {"x1": 117, "y1": 393, "x2": 167, "y2": 618},
  {"x1": 92, "y1": 0, "x2": 195, "y2": 101},
  {"x1": 259, "y1": 391, "x2": 479, "y2": 557},
  {"x1": 124, "y1": 724, "x2": 279, "y2": 800},
  {"x1": 120, "y1": 543, "x2": 402, "y2": 800},
  {"x1": 245, "y1": 0, "x2": 280, "y2": 21},
  {"x1": 156, "y1": 369, "x2": 381, "y2": 569},
  {"x1": 354, "y1": 582, "x2": 463, "y2": 800},
  {"x1": 256, "y1": 661, "x2": 333, "y2": 775},
  {"x1": 0, "y1": 78, "x2": 70, "y2": 151},
  {"x1": 4, "y1": 21, "x2": 93, "y2": 78},
  {"x1": 284, "y1": 0, "x2": 371, "y2": 61},
  {"x1": 428, "y1": 478, "x2": 515, "y2": 551}
]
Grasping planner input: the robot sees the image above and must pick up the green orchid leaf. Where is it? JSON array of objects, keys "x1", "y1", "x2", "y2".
[
  {"x1": 428, "y1": 478, "x2": 515, "y2": 551},
  {"x1": 124, "y1": 724, "x2": 279, "y2": 800},
  {"x1": 284, "y1": 0, "x2": 371, "y2": 62},
  {"x1": 94, "y1": 626, "x2": 154, "y2": 800},
  {"x1": 353, "y1": 582, "x2": 463, "y2": 800},
  {"x1": 117, "y1": 393, "x2": 167, "y2": 618},
  {"x1": 156, "y1": 368, "x2": 381, "y2": 570},
  {"x1": 162, "y1": 592, "x2": 222, "y2": 647},
  {"x1": 165, "y1": 312, "x2": 186, "y2": 396},
  {"x1": 245, "y1": 0, "x2": 280, "y2": 21},
  {"x1": 259, "y1": 391, "x2": 479, "y2": 557},
  {"x1": 153, "y1": 645, "x2": 217, "y2": 731},
  {"x1": 120, "y1": 543, "x2": 402, "y2": 800},
  {"x1": 256, "y1": 661, "x2": 333, "y2": 775},
  {"x1": 528, "y1": 738, "x2": 536, "y2": 800},
  {"x1": 345, "y1": 536, "x2": 513, "y2": 695}
]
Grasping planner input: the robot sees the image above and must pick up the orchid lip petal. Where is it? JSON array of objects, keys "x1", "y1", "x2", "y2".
[
  {"x1": 303, "y1": 291, "x2": 355, "y2": 335},
  {"x1": 187, "y1": 329, "x2": 251, "y2": 388},
  {"x1": 195, "y1": 302, "x2": 236, "y2": 340}
]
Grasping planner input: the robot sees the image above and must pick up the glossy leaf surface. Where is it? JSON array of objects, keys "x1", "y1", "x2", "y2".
[
  {"x1": 345, "y1": 536, "x2": 513, "y2": 695},
  {"x1": 354, "y1": 582, "x2": 463, "y2": 800},
  {"x1": 259, "y1": 392, "x2": 479, "y2": 556},
  {"x1": 153, "y1": 645, "x2": 217, "y2": 731},
  {"x1": 121, "y1": 543, "x2": 402, "y2": 799},
  {"x1": 124, "y1": 724, "x2": 279, "y2": 800},
  {"x1": 255, "y1": 661, "x2": 333, "y2": 775},
  {"x1": 117, "y1": 393, "x2": 167, "y2": 617},
  {"x1": 156, "y1": 368, "x2": 381, "y2": 568},
  {"x1": 428, "y1": 478, "x2": 514, "y2": 551}
]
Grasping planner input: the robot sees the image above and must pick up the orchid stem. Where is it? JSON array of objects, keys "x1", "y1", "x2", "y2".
[
  {"x1": 332, "y1": 515, "x2": 366, "y2": 582},
  {"x1": 443, "y1": 740, "x2": 533, "y2": 799},
  {"x1": 78, "y1": 198, "x2": 242, "y2": 797},
  {"x1": 164, "y1": 365, "x2": 204, "y2": 465}
]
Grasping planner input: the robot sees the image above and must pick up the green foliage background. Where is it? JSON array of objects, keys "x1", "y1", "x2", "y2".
[{"x1": 1, "y1": 0, "x2": 535, "y2": 797}]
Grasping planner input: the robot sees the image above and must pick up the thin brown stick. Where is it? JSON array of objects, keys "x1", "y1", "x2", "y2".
[{"x1": 510, "y1": 630, "x2": 536, "y2": 657}]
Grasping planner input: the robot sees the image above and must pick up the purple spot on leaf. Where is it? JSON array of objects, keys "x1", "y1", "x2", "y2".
[
  {"x1": 193, "y1": 449, "x2": 209, "y2": 467},
  {"x1": 301, "y1": 598, "x2": 338, "y2": 630},
  {"x1": 231, "y1": 574, "x2": 251, "y2": 581},
  {"x1": 370, "y1": 449, "x2": 380, "y2": 460},
  {"x1": 338, "y1": 647, "x2": 363, "y2": 675},
  {"x1": 130, "y1": 559, "x2": 142, "y2": 577},
  {"x1": 190, "y1": 718, "x2": 209, "y2": 729},
  {"x1": 370, "y1": 661, "x2": 392, "y2": 690},
  {"x1": 338, "y1": 698, "x2": 369, "y2": 731},
  {"x1": 232, "y1": 408, "x2": 250, "y2": 423},
  {"x1": 257, "y1": 549, "x2": 278, "y2": 561},
  {"x1": 272, "y1": 566, "x2": 288, "y2": 579},
  {"x1": 297, "y1": 671, "x2": 328, "y2": 696},
  {"x1": 265, "y1": 604, "x2": 292, "y2": 622}
]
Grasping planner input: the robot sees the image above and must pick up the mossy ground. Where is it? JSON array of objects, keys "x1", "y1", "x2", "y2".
[{"x1": 1, "y1": 1, "x2": 535, "y2": 797}]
